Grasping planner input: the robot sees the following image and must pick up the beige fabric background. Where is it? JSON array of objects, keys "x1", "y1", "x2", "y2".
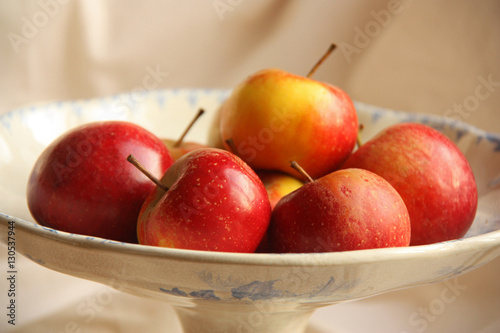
[{"x1": 0, "y1": 1, "x2": 499, "y2": 332}]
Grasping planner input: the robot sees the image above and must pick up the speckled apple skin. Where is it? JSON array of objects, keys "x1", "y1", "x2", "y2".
[
  {"x1": 342, "y1": 123, "x2": 478, "y2": 245},
  {"x1": 219, "y1": 69, "x2": 358, "y2": 180},
  {"x1": 138, "y1": 148, "x2": 272, "y2": 253},
  {"x1": 268, "y1": 168, "x2": 411, "y2": 253},
  {"x1": 27, "y1": 121, "x2": 173, "y2": 243}
]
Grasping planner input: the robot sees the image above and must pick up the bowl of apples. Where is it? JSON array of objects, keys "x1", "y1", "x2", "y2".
[{"x1": 1, "y1": 68, "x2": 500, "y2": 333}]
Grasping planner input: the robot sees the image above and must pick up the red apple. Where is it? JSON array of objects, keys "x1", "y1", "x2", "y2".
[
  {"x1": 162, "y1": 108, "x2": 207, "y2": 161},
  {"x1": 219, "y1": 68, "x2": 358, "y2": 180},
  {"x1": 137, "y1": 148, "x2": 272, "y2": 253},
  {"x1": 341, "y1": 123, "x2": 478, "y2": 245},
  {"x1": 268, "y1": 167, "x2": 411, "y2": 253},
  {"x1": 27, "y1": 121, "x2": 173, "y2": 243}
]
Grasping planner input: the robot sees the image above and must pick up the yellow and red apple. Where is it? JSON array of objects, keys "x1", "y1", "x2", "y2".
[
  {"x1": 219, "y1": 68, "x2": 358, "y2": 180},
  {"x1": 257, "y1": 170, "x2": 303, "y2": 209}
]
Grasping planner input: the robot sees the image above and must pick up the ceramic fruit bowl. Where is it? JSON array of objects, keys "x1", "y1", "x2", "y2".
[{"x1": 1, "y1": 89, "x2": 499, "y2": 333}]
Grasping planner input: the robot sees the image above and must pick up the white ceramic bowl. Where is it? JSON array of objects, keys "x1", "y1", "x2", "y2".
[{"x1": 1, "y1": 89, "x2": 499, "y2": 333}]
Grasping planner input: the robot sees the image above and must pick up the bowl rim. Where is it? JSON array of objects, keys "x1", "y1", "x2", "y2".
[{"x1": 3, "y1": 212, "x2": 500, "y2": 267}]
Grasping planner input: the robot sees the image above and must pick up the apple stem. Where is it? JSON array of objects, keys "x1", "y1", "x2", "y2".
[
  {"x1": 174, "y1": 108, "x2": 205, "y2": 147},
  {"x1": 356, "y1": 124, "x2": 364, "y2": 148},
  {"x1": 224, "y1": 138, "x2": 239, "y2": 156},
  {"x1": 306, "y1": 43, "x2": 337, "y2": 78},
  {"x1": 290, "y1": 161, "x2": 314, "y2": 183},
  {"x1": 126, "y1": 154, "x2": 169, "y2": 192}
]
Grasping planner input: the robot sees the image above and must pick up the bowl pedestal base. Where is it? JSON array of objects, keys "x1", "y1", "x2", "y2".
[{"x1": 174, "y1": 302, "x2": 315, "y2": 333}]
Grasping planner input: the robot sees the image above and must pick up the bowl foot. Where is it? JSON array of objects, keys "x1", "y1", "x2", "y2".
[{"x1": 174, "y1": 302, "x2": 314, "y2": 333}]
